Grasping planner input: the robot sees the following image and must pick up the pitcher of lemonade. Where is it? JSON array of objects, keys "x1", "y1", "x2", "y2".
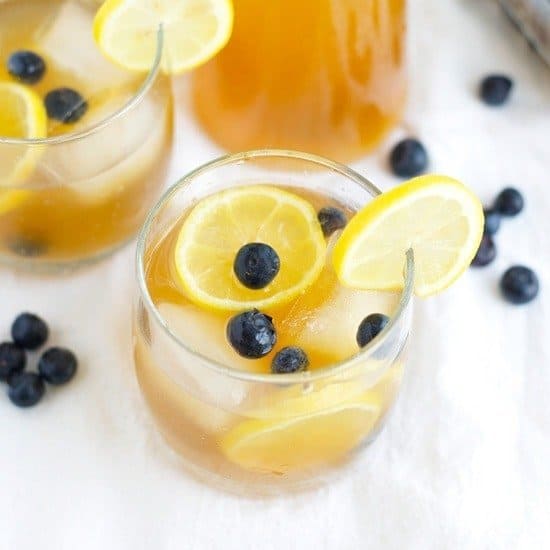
[{"x1": 192, "y1": 0, "x2": 406, "y2": 161}]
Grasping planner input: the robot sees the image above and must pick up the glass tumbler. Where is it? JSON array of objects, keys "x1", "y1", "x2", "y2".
[
  {"x1": 0, "y1": 15, "x2": 172, "y2": 270},
  {"x1": 133, "y1": 150, "x2": 414, "y2": 495}
]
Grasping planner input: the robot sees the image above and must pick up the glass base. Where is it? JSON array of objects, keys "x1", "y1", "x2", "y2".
[{"x1": 154, "y1": 421, "x2": 387, "y2": 498}]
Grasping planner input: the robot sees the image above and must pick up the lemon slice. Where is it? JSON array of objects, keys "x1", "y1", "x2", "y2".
[
  {"x1": 93, "y1": 0, "x2": 234, "y2": 74},
  {"x1": 332, "y1": 175, "x2": 484, "y2": 297},
  {"x1": 0, "y1": 82, "x2": 47, "y2": 209},
  {"x1": 0, "y1": 83, "x2": 47, "y2": 142},
  {"x1": 174, "y1": 185, "x2": 326, "y2": 311},
  {"x1": 220, "y1": 385, "x2": 381, "y2": 473}
]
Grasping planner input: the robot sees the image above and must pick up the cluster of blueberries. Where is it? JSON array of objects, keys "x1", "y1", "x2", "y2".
[
  {"x1": 226, "y1": 207, "x2": 389, "y2": 373},
  {"x1": 8, "y1": 50, "x2": 87, "y2": 123},
  {"x1": 387, "y1": 73, "x2": 538, "y2": 305},
  {"x1": 0, "y1": 313, "x2": 78, "y2": 408},
  {"x1": 474, "y1": 187, "x2": 539, "y2": 304}
]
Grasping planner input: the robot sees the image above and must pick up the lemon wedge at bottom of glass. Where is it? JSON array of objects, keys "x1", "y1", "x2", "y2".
[{"x1": 220, "y1": 385, "x2": 381, "y2": 474}]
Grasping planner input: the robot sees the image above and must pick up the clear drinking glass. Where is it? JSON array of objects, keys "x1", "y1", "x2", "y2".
[
  {"x1": 0, "y1": 1, "x2": 172, "y2": 270},
  {"x1": 133, "y1": 150, "x2": 414, "y2": 495},
  {"x1": 192, "y1": 0, "x2": 407, "y2": 161}
]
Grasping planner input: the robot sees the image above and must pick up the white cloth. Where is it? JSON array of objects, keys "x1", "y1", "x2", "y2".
[{"x1": 0, "y1": 1, "x2": 549, "y2": 548}]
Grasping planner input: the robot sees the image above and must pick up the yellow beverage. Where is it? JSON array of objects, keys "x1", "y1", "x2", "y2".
[
  {"x1": 192, "y1": 0, "x2": 406, "y2": 161},
  {"x1": 0, "y1": 0, "x2": 172, "y2": 266},
  {"x1": 133, "y1": 151, "x2": 413, "y2": 494}
]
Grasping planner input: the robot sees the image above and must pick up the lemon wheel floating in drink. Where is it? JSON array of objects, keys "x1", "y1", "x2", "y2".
[
  {"x1": 0, "y1": 82, "x2": 46, "y2": 211},
  {"x1": 133, "y1": 151, "x2": 483, "y2": 492}
]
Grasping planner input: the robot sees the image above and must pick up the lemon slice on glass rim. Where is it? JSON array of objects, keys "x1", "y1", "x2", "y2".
[
  {"x1": 93, "y1": 0, "x2": 234, "y2": 74},
  {"x1": 333, "y1": 174, "x2": 484, "y2": 297},
  {"x1": 0, "y1": 82, "x2": 47, "y2": 213}
]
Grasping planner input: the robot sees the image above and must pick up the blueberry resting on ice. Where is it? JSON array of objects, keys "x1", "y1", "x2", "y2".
[
  {"x1": 8, "y1": 372, "x2": 45, "y2": 408},
  {"x1": 233, "y1": 243, "x2": 280, "y2": 289},
  {"x1": 44, "y1": 87, "x2": 88, "y2": 123},
  {"x1": 0, "y1": 342, "x2": 26, "y2": 382},
  {"x1": 389, "y1": 138, "x2": 428, "y2": 178},
  {"x1": 7, "y1": 50, "x2": 46, "y2": 84},
  {"x1": 356, "y1": 313, "x2": 390, "y2": 348},
  {"x1": 500, "y1": 266, "x2": 539, "y2": 305},
  {"x1": 227, "y1": 309, "x2": 276, "y2": 358},
  {"x1": 11, "y1": 312, "x2": 49, "y2": 350},
  {"x1": 317, "y1": 207, "x2": 347, "y2": 237},
  {"x1": 38, "y1": 347, "x2": 78, "y2": 385},
  {"x1": 271, "y1": 346, "x2": 309, "y2": 374}
]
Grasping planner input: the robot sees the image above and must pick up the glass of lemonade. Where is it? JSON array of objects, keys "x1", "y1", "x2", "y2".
[
  {"x1": 192, "y1": 0, "x2": 406, "y2": 161},
  {"x1": 134, "y1": 150, "x2": 414, "y2": 495},
  {"x1": 0, "y1": 0, "x2": 173, "y2": 269}
]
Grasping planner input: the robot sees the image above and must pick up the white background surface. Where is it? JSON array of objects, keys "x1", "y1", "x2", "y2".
[{"x1": 1, "y1": 1, "x2": 549, "y2": 548}]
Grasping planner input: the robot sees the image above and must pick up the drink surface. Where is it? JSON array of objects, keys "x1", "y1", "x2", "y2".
[
  {"x1": 135, "y1": 184, "x2": 406, "y2": 489},
  {"x1": 0, "y1": 0, "x2": 172, "y2": 264},
  {"x1": 144, "y1": 186, "x2": 399, "y2": 373},
  {"x1": 192, "y1": 0, "x2": 406, "y2": 161}
]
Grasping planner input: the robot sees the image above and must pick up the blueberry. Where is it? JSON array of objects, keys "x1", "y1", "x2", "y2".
[
  {"x1": 233, "y1": 243, "x2": 280, "y2": 289},
  {"x1": 317, "y1": 207, "x2": 347, "y2": 237},
  {"x1": 271, "y1": 346, "x2": 309, "y2": 374},
  {"x1": 495, "y1": 187, "x2": 524, "y2": 217},
  {"x1": 38, "y1": 347, "x2": 77, "y2": 385},
  {"x1": 500, "y1": 266, "x2": 539, "y2": 305},
  {"x1": 356, "y1": 313, "x2": 390, "y2": 348},
  {"x1": 6, "y1": 236, "x2": 47, "y2": 257},
  {"x1": 44, "y1": 88, "x2": 88, "y2": 123},
  {"x1": 0, "y1": 342, "x2": 26, "y2": 382},
  {"x1": 471, "y1": 235, "x2": 496, "y2": 267},
  {"x1": 483, "y1": 208, "x2": 501, "y2": 235},
  {"x1": 7, "y1": 50, "x2": 46, "y2": 84},
  {"x1": 389, "y1": 138, "x2": 428, "y2": 178},
  {"x1": 227, "y1": 309, "x2": 276, "y2": 358},
  {"x1": 11, "y1": 313, "x2": 49, "y2": 350},
  {"x1": 8, "y1": 372, "x2": 45, "y2": 408},
  {"x1": 7, "y1": 370, "x2": 25, "y2": 388},
  {"x1": 479, "y1": 75, "x2": 513, "y2": 106}
]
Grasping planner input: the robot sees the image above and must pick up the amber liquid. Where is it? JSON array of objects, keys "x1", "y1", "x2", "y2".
[
  {"x1": 134, "y1": 185, "x2": 405, "y2": 491},
  {"x1": 142, "y1": 188, "x2": 366, "y2": 373},
  {"x1": 0, "y1": 0, "x2": 172, "y2": 264},
  {"x1": 192, "y1": 0, "x2": 406, "y2": 161}
]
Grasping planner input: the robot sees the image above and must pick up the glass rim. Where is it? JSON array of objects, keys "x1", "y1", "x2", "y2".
[
  {"x1": 0, "y1": 25, "x2": 164, "y2": 146},
  {"x1": 136, "y1": 149, "x2": 415, "y2": 385}
]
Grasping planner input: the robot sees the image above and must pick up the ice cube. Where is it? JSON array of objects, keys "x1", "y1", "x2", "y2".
[
  {"x1": 136, "y1": 324, "x2": 233, "y2": 434},
  {"x1": 274, "y1": 232, "x2": 340, "y2": 342},
  {"x1": 38, "y1": 2, "x2": 136, "y2": 95},
  {"x1": 294, "y1": 287, "x2": 400, "y2": 361},
  {"x1": 42, "y1": 83, "x2": 170, "y2": 203},
  {"x1": 144, "y1": 301, "x2": 267, "y2": 432},
  {"x1": 157, "y1": 302, "x2": 271, "y2": 374}
]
